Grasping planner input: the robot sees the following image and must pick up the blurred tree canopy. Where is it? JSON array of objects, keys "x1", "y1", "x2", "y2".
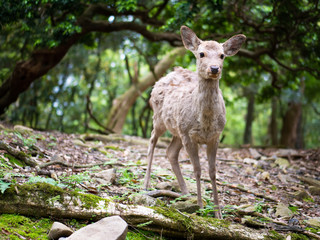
[{"x1": 0, "y1": 0, "x2": 319, "y2": 148}]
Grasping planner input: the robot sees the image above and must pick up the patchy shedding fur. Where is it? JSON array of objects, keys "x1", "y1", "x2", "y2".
[{"x1": 144, "y1": 26, "x2": 246, "y2": 219}]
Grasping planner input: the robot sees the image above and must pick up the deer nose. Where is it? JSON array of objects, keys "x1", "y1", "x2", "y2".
[{"x1": 210, "y1": 66, "x2": 219, "y2": 74}]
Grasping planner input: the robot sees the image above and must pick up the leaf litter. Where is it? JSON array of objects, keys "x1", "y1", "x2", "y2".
[{"x1": 0, "y1": 124, "x2": 320, "y2": 237}]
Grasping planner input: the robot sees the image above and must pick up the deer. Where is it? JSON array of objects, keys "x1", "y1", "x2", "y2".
[{"x1": 143, "y1": 26, "x2": 246, "y2": 218}]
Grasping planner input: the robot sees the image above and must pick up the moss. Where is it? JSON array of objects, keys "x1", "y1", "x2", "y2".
[
  {"x1": 153, "y1": 206, "x2": 193, "y2": 232},
  {"x1": 76, "y1": 192, "x2": 109, "y2": 210},
  {"x1": 290, "y1": 233, "x2": 309, "y2": 240},
  {"x1": 153, "y1": 205, "x2": 230, "y2": 235},
  {"x1": 264, "y1": 230, "x2": 284, "y2": 240},
  {"x1": 0, "y1": 214, "x2": 52, "y2": 239},
  {"x1": 2, "y1": 182, "x2": 109, "y2": 212}
]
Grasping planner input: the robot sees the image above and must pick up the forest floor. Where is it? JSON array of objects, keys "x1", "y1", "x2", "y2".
[{"x1": 0, "y1": 123, "x2": 320, "y2": 239}]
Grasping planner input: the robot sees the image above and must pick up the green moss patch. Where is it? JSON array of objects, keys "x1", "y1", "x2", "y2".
[{"x1": 0, "y1": 214, "x2": 52, "y2": 240}]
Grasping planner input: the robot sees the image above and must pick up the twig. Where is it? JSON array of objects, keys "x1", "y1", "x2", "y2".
[
  {"x1": 38, "y1": 159, "x2": 124, "y2": 169},
  {"x1": 202, "y1": 177, "x2": 278, "y2": 202}
]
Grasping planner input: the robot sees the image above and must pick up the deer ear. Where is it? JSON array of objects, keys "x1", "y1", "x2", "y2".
[
  {"x1": 223, "y1": 34, "x2": 246, "y2": 56},
  {"x1": 180, "y1": 26, "x2": 202, "y2": 52}
]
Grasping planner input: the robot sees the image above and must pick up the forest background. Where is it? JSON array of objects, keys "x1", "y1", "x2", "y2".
[{"x1": 0, "y1": 0, "x2": 319, "y2": 149}]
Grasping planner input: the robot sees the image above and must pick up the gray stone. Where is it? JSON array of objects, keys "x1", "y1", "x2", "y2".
[
  {"x1": 129, "y1": 194, "x2": 157, "y2": 206},
  {"x1": 275, "y1": 203, "x2": 293, "y2": 219},
  {"x1": 171, "y1": 201, "x2": 200, "y2": 214},
  {"x1": 93, "y1": 169, "x2": 116, "y2": 185},
  {"x1": 48, "y1": 222, "x2": 73, "y2": 240},
  {"x1": 249, "y1": 148, "x2": 261, "y2": 159},
  {"x1": 66, "y1": 216, "x2": 127, "y2": 240}
]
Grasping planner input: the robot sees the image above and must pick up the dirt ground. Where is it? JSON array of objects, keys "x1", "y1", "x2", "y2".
[{"x1": 1, "y1": 124, "x2": 320, "y2": 237}]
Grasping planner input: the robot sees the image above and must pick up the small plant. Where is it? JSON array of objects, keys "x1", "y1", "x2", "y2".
[
  {"x1": 14, "y1": 132, "x2": 37, "y2": 149},
  {"x1": 59, "y1": 172, "x2": 91, "y2": 190},
  {"x1": 118, "y1": 168, "x2": 135, "y2": 185},
  {"x1": 196, "y1": 198, "x2": 218, "y2": 217},
  {"x1": 0, "y1": 180, "x2": 11, "y2": 194},
  {"x1": 288, "y1": 205, "x2": 299, "y2": 214}
]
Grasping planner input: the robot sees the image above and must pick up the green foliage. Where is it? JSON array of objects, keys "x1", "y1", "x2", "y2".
[
  {"x1": 59, "y1": 172, "x2": 91, "y2": 189},
  {"x1": 14, "y1": 132, "x2": 37, "y2": 149},
  {"x1": 28, "y1": 175, "x2": 65, "y2": 187},
  {"x1": 1, "y1": 0, "x2": 320, "y2": 148},
  {"x1": 196, "y1": 198, "x2": 219, "y2": 217}
]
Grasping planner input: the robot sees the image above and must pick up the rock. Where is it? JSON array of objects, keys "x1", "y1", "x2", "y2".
[
  {"x1": 129, "y1": 194, "x2": 157, "y2": 206},
  {"x1": 275, "y1": 203, "x2": 293, "y2": 219},
  {"x1": 292, "y1": 190, "x2": 311, "y2": 200},
  {"x1": 156, "y1": 182, "x2": 173, "y2": 190},
  {"x1": 48, "y1": 222, "x2": 73, "y2": 240},
  {"x1": 249, "y1": 148, "x2": 261, "y2": 159},
  {"x1": 13, "y1": 125, "x2": 33, "y2": 134},
  {"x1": 171, "y1": 200, "x2": 200, "y2": 214},
  {"x1": 257, "y1": 171, "x2": 270, "y2": 181},
  {"x1": 305, "y1": 217, "x2": 320, "y2": 228},
  {"x1": 66, "y1": 216, "x2": 127, "y2": 240},
  {"x1": 243, "y1": 158, "x2": 258, "y2": 166},
  {"x1": 92, "y1": 169, "x2": 116, "y2": 185},
  {"x1": 275, "y1": 158, "x2": 290, "y2": 169},
  {"x1": 309, "y1": 186, "x2": 320, "y2": 196}
]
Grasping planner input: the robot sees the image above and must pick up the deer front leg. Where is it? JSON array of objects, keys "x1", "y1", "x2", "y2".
[
  {"x1": 207, "y1": 138, "x2": 222, "y2": 219},
  {"x1": 167, "y1": 136, "x2": 188, "y2": 195},
  {"x1": 182, "y1": 136, "x2": 203, "y2": 208}
]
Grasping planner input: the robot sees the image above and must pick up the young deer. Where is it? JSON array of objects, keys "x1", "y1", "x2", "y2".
[{"x1": 144, "y1": 26, "x2": 246, "y2": 218}]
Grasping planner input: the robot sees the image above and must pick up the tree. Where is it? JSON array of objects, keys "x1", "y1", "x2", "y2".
[{"x1": 1, "y1": 0, "x2": 320, "y2": 147}]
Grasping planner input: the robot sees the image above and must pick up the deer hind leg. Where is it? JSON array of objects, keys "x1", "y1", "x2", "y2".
[
  {"x1": 207, "y1": 139, "x2": 222, "y2": 219},
  {"x1": 167, "y1": 136, "x2": 188, "y2": 195},
  {"x1": 144, "y1": 128, "x2": 164, "y2": 190}
]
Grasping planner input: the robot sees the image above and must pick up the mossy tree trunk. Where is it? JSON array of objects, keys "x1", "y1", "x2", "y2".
[{"x1": 0, "y1": 183, "x2": 273, "y2": 240}]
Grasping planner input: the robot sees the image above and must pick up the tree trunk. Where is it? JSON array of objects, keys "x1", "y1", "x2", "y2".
[
  {"x1": 0, "y1": 182, "x2": 273, "y2": 240},
  {"x1": 280, "y1": 102, "x2": 302, "y2": 148},
  {"x1": 106, "y1": 47, "x2": 186, "y2": 133},
  {"x1": 269, "y1": 97, "x2": 278, "y2": 146},
  {"x1": 243, "y1": 93, "x2": 255, "y2": 145},
  {"x1": 0, "y1": 3, "x2": 181, "y2": 116}
]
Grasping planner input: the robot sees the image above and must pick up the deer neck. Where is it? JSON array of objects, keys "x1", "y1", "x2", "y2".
[{"x1": 196, "y1": 78, "x2": 222, "y2": 124}]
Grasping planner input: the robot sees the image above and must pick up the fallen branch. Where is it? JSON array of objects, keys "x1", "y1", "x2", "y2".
[
  {"x1": 0, "y1": 182, "x2": 277, "y2": 240},
  {"x1": 0, "y1": 141, "x2": 38, "y2": 167},
  {"x1": 146, "y1": 190, "x2": 189, "y2": 200}
]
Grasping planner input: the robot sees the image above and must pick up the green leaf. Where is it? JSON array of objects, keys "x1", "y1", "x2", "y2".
[{"x1": 0, "y1": 180, "x2": 11, "y2": 194}]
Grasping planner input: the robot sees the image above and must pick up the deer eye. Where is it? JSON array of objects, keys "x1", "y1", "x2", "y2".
[
  {"x1": 199, "y1": 52, "x2": 205, "y2": 58},
  {"x1": 220, "y1": 54, "x2": 225, "y2": 59}
]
